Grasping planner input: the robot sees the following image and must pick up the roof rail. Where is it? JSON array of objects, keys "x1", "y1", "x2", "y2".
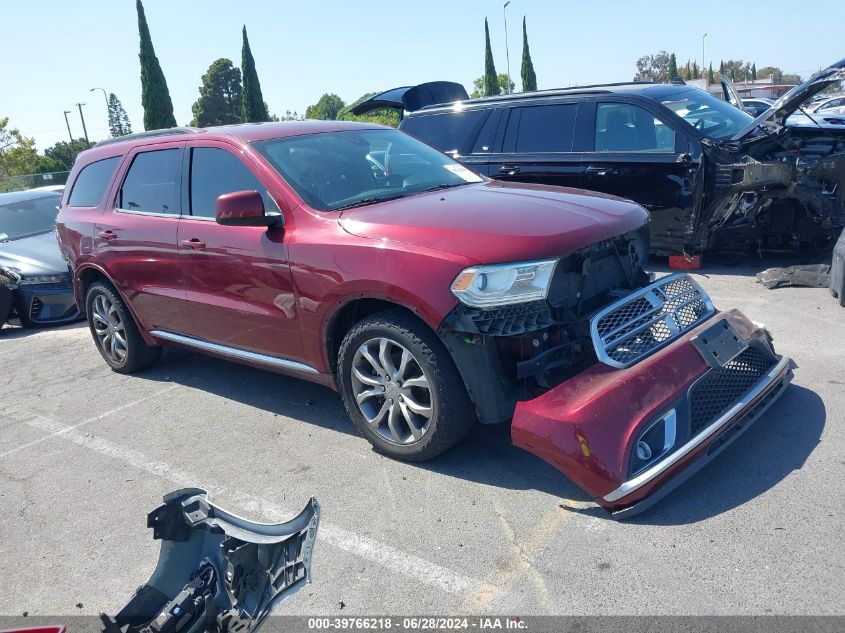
[
  {"x1": 418, "y1": 81, "x2": 657, "y2": 110},
  {"x1": 94, "y1": 127, "x2": 201, "y2": 148}
]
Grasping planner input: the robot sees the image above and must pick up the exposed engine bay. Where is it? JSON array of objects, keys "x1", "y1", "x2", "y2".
[
  {"x1": 440, "y1": 226, "x2": 651, "y2": 423},
  {"x1": 700, "y1": 127, "x2": 845, "y2": 254}
]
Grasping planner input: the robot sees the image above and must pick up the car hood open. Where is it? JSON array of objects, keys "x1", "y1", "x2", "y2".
[
  {"x1": 0, "y1": 230, "x2": 68, "y2": 276},
  {"x1": 338, "y1": 180, "x2": 649, "y2": 264},
  {"x1": 349, "y1": 81, "x2": 469, "y2": 116},
  {"x1": 731, "y1": 58, "x2": 845, "y2": 141}
]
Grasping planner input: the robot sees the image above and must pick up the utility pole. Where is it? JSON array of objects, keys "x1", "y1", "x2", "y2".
[
  {"x1": 75, "y1": 102, "x2": 90, "y2": 148},
  {"x1": 503, "y1": 1, "x2": 512, "y2": 94},
  {"x1": 702, "y1": 33, "x2": 708, "y2": 82},
  {"x1": 62, "y1": 110, "x2": 74, "y2": 144},
  {"x1": 90, "y1": 88, "x2": 110, "y2": 137}
]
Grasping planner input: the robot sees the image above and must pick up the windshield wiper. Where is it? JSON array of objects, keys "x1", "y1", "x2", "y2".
[
  {"x1": 419, "y1": 182, "x2": 473, "y2": 194},
  {"x1": 334, "y1": 193, "x2": 410, "y2": 211}
]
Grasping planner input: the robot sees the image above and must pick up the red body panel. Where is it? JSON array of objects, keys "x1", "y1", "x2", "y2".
[{"x1": 512, "y1": 309, "x2": 761, "y2": 499}]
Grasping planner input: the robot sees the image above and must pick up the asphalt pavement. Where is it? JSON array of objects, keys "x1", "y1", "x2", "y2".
[{"x1": 0, "y1": 265, "x2": 842, "y2": 617}]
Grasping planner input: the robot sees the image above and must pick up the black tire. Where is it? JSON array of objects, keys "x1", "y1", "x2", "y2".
[
  {"x1": 85, "y1": 281, "x2": 161, "y2": 373},
  {"x1": 338, "y1": 309, "x2": 476, "y2": 461}
]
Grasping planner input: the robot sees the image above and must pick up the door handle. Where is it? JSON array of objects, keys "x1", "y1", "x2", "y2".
[
  {"x1": 498, "y1": 164, "x2": 520, "y2": 175},
  {"x1": 97, "y1": 229, "x2": 117, "y2": 241},
  {"x1": 585, "y1": 166, "x2": 612, "y2": 176},
  {"x1": 180, "y1": 238, "x2": 206, "y2": 251}
]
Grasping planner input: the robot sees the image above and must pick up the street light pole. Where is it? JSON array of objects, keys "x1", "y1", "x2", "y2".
[
  {"x1": 62, "y1": 110, "x2": 74, "y2": 144},
  {"x1": 89, "y1": 87, "x2": 110, "y2": 137},
  {"x1": 702, "y1": 33, "x2": 708, "y2": 81},
  {"x1": 76, "y1": 103, "x2": 90, "y2": 148},
  {"x1": 503, "y1": 1, "x2": 512, "y2": 94}
]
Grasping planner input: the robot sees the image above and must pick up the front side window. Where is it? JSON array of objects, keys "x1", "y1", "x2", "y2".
[
  {"x1": 68, "y1": 156, "x2": 121, "y2": 207},
  {"x1": 189, "y1": 148, "x2": 276, "y2": 218},
  {"x1": 0, "y1": 192, "x2": 61, "y2": 242},
  {"x1": 595, "y1": 103, "x2": 675, "y2": 152},
  {"x1": 401, "y1": 109, "x2": 485, "y2": 155},
  {"x1": 254, "y1": 129, "x2": 483, "y2": 212},
  {"x1": 119, "y1": 149, "x2": 180, "y2": 214},
  {"x1": 512, "y1": 104, "x2": 578, "y2": 153}
]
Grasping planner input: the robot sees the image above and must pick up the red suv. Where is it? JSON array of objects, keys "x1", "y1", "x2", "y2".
[{"x1": 56, "y1": 122, "x2": 793, "y2": 518}]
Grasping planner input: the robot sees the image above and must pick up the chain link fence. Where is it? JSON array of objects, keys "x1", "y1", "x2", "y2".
[{"x1": 0, "y1": 170, "x2": 70, "y2": 194}]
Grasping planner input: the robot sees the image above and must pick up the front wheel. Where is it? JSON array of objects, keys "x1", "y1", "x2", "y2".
[
  {"x1": 85, "y1": 281, "x2": 161, "y2": 373},
  {"x1": 338, "y1": 309, "x2": 475, "y2": 461}
]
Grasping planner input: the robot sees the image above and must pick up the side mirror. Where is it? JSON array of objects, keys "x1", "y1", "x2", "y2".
[{"x1": 215, "y1": 190, "x2": 283, "y2": 228}]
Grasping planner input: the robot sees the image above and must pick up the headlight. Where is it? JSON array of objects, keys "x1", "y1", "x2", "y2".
[
  {"x1": 451, "y1": 258, "x2": 558, "y2": 308},
  {"x1": 18, "y1": 273, "x2": 71, "y2": 285}
]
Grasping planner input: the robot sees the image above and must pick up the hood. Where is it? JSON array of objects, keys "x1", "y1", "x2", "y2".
[
  {"x1": 0, "y1": 230, "x2": 68, "y2": 276},
  {"x1": 731, "y1": 58, "x2": 845, "y2": 141},
  {"x1": 338, "y1": 180, "x2": 649, "y2": 264},
  {"x1": 349, "y1": 81, "x2": 469, "y2": 116}
]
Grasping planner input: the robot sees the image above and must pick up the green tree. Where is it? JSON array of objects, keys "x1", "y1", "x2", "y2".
[
  {"x1": 751, "y1": 62, "x2": 757, "y2": 81},
  {"x1": 44, "y1": 139, "x2": 91, "y2": 171},
  {"x1": 719, "y1": 60, "x2": 725, "y2": 74},
  {"x1": 337, "y1": 93, "x2": 400, "y2": 127},
  {"x1": 684, "y1": 59, "x2": 691, "y2": 79},
  {"x1": 0, "y1": 118, "x2": 38, "y2": 177},
  {"x1": 107, "y1": 93, "x2": 132, "y2": 137},
  {"x1": 305, "y1": 93, "x2": 346, "y2": 120},
  {"x1": 190, "y1": 58, "x2": 243, "y2": 127},
  {"x1": 708, "y1": 62, "x2": 715, "y2": 83},
  {"x1": 692, "y1": 61, "x2": 699, "y2": 79},
  {"x1": 634, "y1": 51, "x2": 671, "y2": 82},
  {"x1": 668, "y1": 53, "x2": 678, "y2": 80},
  {"x1": 483, "y1": 18, "x2": 499, "y2": 97},
  {"x1": 470, "y1": 73, "x2": 514, "y2": 99},
  {"x1": 520, "y1": 16, "x2": 537, "y2": 92},
  {"x1": 241, "y1": 26, "x2": 270, "y2": 122},
  {"x1": 137, "y1": 0, "x2": 176, "y2": 130}
]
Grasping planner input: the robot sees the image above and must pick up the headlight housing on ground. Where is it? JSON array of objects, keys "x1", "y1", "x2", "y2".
[
  {"x1": 451, "y1": 258, "x2": 558, "y2": 308},
  {"x1": 17, "y1": 273, "x2": 72, "y2": 285}
]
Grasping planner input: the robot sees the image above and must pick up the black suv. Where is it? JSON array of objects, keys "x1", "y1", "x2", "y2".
[{"x1": 354, "y1": 62, "x2": 845, "y2": 256}]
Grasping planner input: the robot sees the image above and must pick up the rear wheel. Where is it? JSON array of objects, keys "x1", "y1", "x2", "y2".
[
  {"x1": 338, "y1": 309, "x2": 475, "y2": 461},
  {"x1": 85, "y1": 281, "x2": 161, "y2": 373}
]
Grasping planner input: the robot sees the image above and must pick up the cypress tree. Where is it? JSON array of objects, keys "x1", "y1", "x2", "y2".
[
  {"x1": 520, "y1": 17, "x2": 537, "y2": 92},
  {"x1": 685, "y1": 59, "x2": 691, "y2": 80},
  {"x1": 137, "y1": 0, "x2": 176, "y2": 130},
  {"x1": 708, "y1": 63, "x2": 715, "y2": 83},
  {"x1": 668, "y1": 53, "x2": 678, "y2": 80},
  {"x1": 483, "y1": 19, "x2": 499, "y2": 97},
  {"x1": 751, "y1": 62, "x2": 757, "y2": 80},
  {"x1": 241, "y1": 26, "x2": 270, "y2": 122},
  {"x1": 719, "y1": 60, "x2": 725, "y2": 74}
]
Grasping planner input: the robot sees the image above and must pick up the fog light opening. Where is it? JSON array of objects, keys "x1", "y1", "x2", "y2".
[{"x1": 636, "y1": 441, "x2": 653, "y2": 461}]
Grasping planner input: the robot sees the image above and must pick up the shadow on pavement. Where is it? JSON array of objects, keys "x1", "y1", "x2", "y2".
[
  {"x1": 0, "y1": 318, "x2": 86, "y2": 340},
  {"x1": 649, "y1": 252, "x2": 833, "y2": 280}
]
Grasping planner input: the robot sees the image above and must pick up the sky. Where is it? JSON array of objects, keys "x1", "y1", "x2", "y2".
[{"x1": 1, "y1": 0, "x2": 842, "y2": 152}]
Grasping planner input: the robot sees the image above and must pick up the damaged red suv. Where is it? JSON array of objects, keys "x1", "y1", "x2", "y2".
[{"x1": 56, "y1": 122, "x2": 793, "y2": 517}]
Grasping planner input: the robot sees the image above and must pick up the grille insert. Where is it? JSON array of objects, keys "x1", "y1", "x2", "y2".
[
  {"x1": 590, "y1": 274, "x2": 715, "y2": 368},
  {"x1": 689, "y1": 348, "x2": 776, "y2": 436}
]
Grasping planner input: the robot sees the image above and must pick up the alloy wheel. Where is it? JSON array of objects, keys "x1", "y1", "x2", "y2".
[
  {"x1": 350, "y1": 337, "x2": 433, "y2": 445},
  {"x1": 91, "y1": 293, "x2": 128, "y2": 363}
]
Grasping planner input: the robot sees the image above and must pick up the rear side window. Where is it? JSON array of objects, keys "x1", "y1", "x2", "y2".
[
  {"x1": 402, "y1": 110, "x2": 485, "y2": 154},
  {"x1": 509, "y1": 104, "x2": 578, "y2": 153},
  {"x1": 595, "y1": 103, "x2": 675, "y2": 152},
  {"x1": 189, "y1": 147, "x2": 276, "y2": 218},
  {"x1": 68, "y1": 156, "x2": 120, "y2": 207},
  {"x1": 119, "y1": 149, "x2": 180, "y2": 214}
]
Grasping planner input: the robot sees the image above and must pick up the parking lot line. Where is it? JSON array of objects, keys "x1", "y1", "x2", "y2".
[
  {"x1": 0, "y1": 385, "x2": 178, "y2": 460},
  {"x1": 17, "y1": 407, "x2": 496, "y2": 599}
]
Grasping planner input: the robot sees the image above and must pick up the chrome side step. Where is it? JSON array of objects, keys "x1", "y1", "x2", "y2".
[{"x1": 150, "y1": 329, "x2": 319, "y2": 375}]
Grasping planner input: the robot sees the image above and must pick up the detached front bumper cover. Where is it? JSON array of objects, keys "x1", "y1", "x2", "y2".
[
  {"x1": 512, "y1": 274, "x2": 794, "y2": 519},
  {"x1": 101, "y1": 488, "x2": 320, "y2": 633}
]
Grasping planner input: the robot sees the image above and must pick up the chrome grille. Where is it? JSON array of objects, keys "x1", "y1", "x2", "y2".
[{"x1": 590, "y1": 274, "x2": 715, "y2": 368}]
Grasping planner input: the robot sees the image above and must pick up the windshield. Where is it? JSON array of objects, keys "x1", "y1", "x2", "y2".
[
  {"x1": 0, "y1": 192, "x2": 60, "y2": 241},
  {"x1": 253, "y1": 129, "x2": 483, "y2": 211},
  {"x1": 660, "y1": 89, "x2": 754, "y2": 140}
]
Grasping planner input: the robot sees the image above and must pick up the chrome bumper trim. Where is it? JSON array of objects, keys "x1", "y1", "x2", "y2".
[{"x1": 603, "y1": 354, "x2": 792, "y2": 503}]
